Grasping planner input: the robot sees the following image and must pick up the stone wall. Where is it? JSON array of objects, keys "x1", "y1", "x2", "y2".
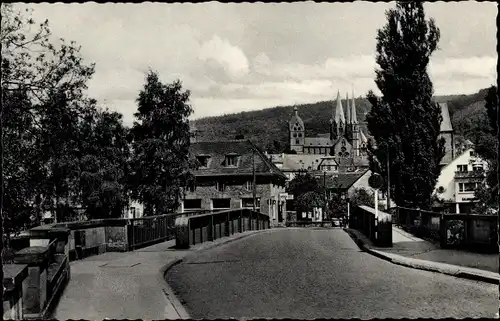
[{"x1": 183, "y1": 176, "x2": 287, "y2": 225}]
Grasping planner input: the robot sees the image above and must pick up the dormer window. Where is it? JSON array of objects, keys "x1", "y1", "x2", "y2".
[
  {"x1": 196, "y1": 155, "x2": 210, "y2": 168},
  {"x1": 225, "y1": 153, "x2": 238, "y2": 167}
]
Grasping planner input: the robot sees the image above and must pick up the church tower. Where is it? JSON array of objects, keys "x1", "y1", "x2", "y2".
[
  {"x1": 350, "y1": 89, "x2": 359, "y2": 156},
  {"x1": 289, "y1": 107, "x2": 305, "y2": 154},
  {"x1": 333, "y1": 91, "x2": 345, "y2": 138}
]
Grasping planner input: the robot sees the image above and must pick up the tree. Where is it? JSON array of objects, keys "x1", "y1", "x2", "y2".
[
  {"x1": 296, "y1": 191, "x2": 324, "y2": 214},
  {"x1": 77, "y1": 104, "x2": 131, "y2": 219},
  {"x1": 2, "y1": 5, "x2": 95, "y2": 229},
  {"x1": 288, "y1": 171, "x2": 320, "y2": 199},
  {"x1": 366, "y1": 2, "x2": 445, "y2": 210},
  {"x1": 349, "y1": 188, "x2": 375, "y2": 209},
  {"x1": 472, "y1": 85, "x2": 498, "y2": 213},
  {"x1": 129, "y1": 71, "x2": 193, "y2": 216}
]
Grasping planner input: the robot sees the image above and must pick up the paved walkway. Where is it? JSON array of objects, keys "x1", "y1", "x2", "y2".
[
  {"x1": 52, "y1": 230, "x2": 268, "y2": 321},
  {"x1": 346, "y1": 226, "x2": 499, "y2": 283}
]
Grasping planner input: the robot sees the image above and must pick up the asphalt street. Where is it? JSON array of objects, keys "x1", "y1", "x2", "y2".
[{"x1": 166, "y1": 228, "x2": 497, "y2": 319}]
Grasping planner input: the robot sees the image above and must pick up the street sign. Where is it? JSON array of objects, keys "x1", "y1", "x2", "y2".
[{"x1": 368, "y1": 173, "x2": 384, "y2": 189}]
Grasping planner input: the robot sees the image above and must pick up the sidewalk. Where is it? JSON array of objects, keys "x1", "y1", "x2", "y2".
[
  {"x1": 51, "y1": 229, "x2": 269, "y2": 321},
  {"x1": 345, "y1": 226, "x2": 499, "y2": 285}
]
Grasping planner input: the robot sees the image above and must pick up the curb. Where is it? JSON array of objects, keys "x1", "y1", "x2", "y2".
[
  {"x1": 159, "y1": 258, "x2": 191, "y2": 320},
  {"x1": 344, "y1": 228, "x2": 499, "y2": 285}
]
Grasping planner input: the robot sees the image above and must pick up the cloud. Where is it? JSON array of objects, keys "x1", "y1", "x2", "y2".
[
  {"x1": 17, "y1": 2, "x2": 497, "y2": 123},
  {"x1": 429, "y1": 56, "x2": 496, "y2": 79},
  {"x1": 198, "y1": 35, "x2": 250, "y2": 83}
]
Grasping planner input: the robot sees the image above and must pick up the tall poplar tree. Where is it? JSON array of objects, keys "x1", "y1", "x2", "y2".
[
  {"x1": 129, "y1": 71, "x2": 193, "y2": 215},
  {"x1": 366, "y1": 2, "x2": 445, "y2": 209}
]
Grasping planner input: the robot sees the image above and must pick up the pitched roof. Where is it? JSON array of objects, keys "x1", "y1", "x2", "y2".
[
  {"x1": 304, "y1": 137, "x2": 332, "y2": 146},
  {"x1": 289, "y1": 107, "x2": 304, "y2": 131},
  {"x1": 190, "y1": 139, "x2": 286, "y2": 179},
  {"x1": 439, "y1": 102, "x2": 453, "y2": 132},
  {"x1": 320, "y1": 171, "x2": 368, "y2": 190},
  {"x1": 269, "y1": 154, "x2": 324, "y2": 171}
]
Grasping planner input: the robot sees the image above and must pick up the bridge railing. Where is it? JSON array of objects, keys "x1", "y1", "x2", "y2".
[
  {"x1": 286, "y1": 221, "x2": 334, "y2": 228},
  {"x1": 349, "y1": 205, "x2": 393, "y2": 247},
  {"x1": 175, "y1": 208, "x2": 270, "y2": 249}
]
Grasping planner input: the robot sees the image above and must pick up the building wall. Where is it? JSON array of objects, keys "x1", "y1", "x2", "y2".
[
  {"x1": 434, "y1": 148, "x2": 487, "y2": 212},
  {"x1": 182, "y1": 176, "x2": 287, "y2": 225},
  {"x1": 332, "y1": 137, "x2": 353, "y2": 157}
]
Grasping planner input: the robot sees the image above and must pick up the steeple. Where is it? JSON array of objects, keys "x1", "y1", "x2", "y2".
[
  {"x1": 334, "y1": 91, "x2": 345, "y2": 124},
  {"x1": 345, "y1": 92, "x2": 350, "y2": 124},
  {"x1": 351, "y1": 89, "x2": 358, "y2": 124}
]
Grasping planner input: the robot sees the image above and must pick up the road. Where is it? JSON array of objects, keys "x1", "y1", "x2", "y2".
[{"x1": 166, "y1": 228, "x2": 497, "y2": 319}]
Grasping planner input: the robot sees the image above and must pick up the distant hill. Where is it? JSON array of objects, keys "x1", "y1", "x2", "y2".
[{"x1": 192, "y1": 88, "x2": 491, "y2": 153}]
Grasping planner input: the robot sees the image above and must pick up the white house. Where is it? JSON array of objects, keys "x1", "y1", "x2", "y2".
[{"x1": 433, "y1": 148, "x2": 488, "y2": 213}]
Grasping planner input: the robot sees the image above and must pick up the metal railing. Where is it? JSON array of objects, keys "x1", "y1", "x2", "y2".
[
  {"x1": 175, "y1": 208, "x2": 270, "y2": 249},
  {"x1": 128, "y1": 210, "x2": 210, "y2": 250}
]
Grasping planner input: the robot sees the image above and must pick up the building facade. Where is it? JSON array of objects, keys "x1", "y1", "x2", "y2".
[
  {"x1": 182, "y1": 139, "x2": 288, "y2": 226},
  {"x1": 289, "y1": 90, "x2": 369, "y2": 157},
  {"x1": 434, "y1": 148, "x2": 488, "y2": 213}
]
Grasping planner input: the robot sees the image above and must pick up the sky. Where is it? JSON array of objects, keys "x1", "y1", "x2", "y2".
[{"x1": 18, "y1": 2, "x2": 498, "y2": 126}]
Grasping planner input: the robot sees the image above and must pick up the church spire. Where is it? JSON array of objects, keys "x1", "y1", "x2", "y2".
[
  {"x1": 345, "y1": 92, "x2": 350, "y2": 124},
  {"x1": 351, "y1": 89, "x2": 358, "y2": 124},
  {"x1": 335, "y1": 91, "x2": 345, "y2": 124}
]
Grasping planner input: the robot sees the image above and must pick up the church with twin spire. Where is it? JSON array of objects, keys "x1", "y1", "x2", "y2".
[{"x1": 289, "y1": 90, "x2": 369, "y2": 157}]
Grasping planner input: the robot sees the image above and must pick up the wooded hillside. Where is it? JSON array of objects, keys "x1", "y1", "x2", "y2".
[{"x1": 192, "y1": 87, "x2": 490, "y2": 153}]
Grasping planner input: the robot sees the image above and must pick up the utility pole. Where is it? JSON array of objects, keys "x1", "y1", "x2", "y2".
[
  {"x1": 387, "y1": 146, "x2": 391, "y2": 210},
  {"x1": 252, "y1": 148, "x2": 257, "y2": 211},
  {"x1": 323, "y1": 171, "x2": 327, "y2": 221}
]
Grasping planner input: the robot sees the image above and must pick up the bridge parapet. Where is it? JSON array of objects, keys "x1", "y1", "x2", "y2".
[
  {"x1": 349, "y1": 205, "x2": 393, "y2": 247},
  {"x1": 175, "y1": 209, "x2": 270, "y2": 249}
]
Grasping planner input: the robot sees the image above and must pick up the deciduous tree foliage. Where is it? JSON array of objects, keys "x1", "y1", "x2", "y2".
[
  {"x1": 2, "y1": 5, "x2": 127, "y2": 233},
  {"x1": 288, "y1": 171, "x2": 320, "y2": 200},
  {"x1": 366, "y1": 2, "x2": 445, "y2": 209},
  {"x1": 473, "y1": 86, "x2": 498, "y2": 213},
  {"x1": 130, "y1": 71, "x2": 193, "y2": 216}
]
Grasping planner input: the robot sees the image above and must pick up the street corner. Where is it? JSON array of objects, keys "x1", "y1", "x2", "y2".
[
  {"x1": 343, "y1": 228, "x2": 369, "y2": 251},
  {"x1": 159, "y1": 258, "x2": 191, "y2": 320}
]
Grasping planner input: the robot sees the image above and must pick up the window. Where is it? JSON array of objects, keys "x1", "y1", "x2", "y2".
[
  {"x1": 212, "y1": 198, "x2": 231, "y2": 210},
  {"x1": 241, "y1": 198, "x2": 260, "y2": 209},
  {"x1": 216, "y1": 181, "x2": 226, "y2": 192},
  {"x1": 187, "y1": 180, "x2": 196, "y2": 192},
  {"x1": 293, "y1": 133, "x2": 297, "y2": 138},
  {"x1": 456, "y1": 165, "x2": 468, "y2": 172},
  {"x1": 196, "y1": 156, "x2": 210, "y2": 168},
  {"x1": 458, "y1": 182, "x2": 479, "y2": 192},
  {"x1": 472, "y1": 164, "x2": 483, "y2": 172},
  {"x1": 225, "y1": 155, "x2": 237, "y2": 166},
  {"x1": 295, "y1": 139, "x2": 299, "y2": 144},
  {"x1": 470, "y1": 151, "x2": 476, "y2": 157},
  {"x1": 184, "y1": 199, "x2": 202, "y2": 211},
  {"x1": 298, "y1": 133, "x2": 302, "y2": 137},
  {"x1": 246, "y1": 180, "x2": 252, "y2": 190}
]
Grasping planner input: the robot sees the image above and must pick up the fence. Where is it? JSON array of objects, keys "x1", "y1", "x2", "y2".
[
  {"x1": 3, "y1": 227, "x2": 71, "y2": 320},
  {"x1": 175, "y1": 208, "x2": 270, "y2": 248},
  {"x1": 349, "y1": 205, "x2": 393, "y2": 247},
  {"x1": 8, "y1": 210, "x2": 213, "y2": 262},
  {"x1": 392, "y1": 206, "x2": 497, "y2": 252}
]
